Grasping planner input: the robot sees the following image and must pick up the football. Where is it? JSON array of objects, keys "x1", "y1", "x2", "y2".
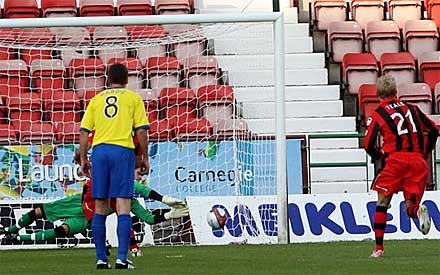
[{"x1": 206, "y1": 207, "x2": 227, "y2": 229}]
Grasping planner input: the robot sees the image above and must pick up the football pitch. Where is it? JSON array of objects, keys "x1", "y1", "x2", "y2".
[{"x1": 1, "y1": 240, "x2": 439, "y2": 274}]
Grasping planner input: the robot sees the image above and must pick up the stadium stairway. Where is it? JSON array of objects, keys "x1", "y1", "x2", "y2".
[{"x1": 202, "y1": 5, "x2": 374, "y2": 194}]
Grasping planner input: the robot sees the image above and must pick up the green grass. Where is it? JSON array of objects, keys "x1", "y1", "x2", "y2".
[{"x1": 1, "y1": 240, "x2": 440, "y2": 274}]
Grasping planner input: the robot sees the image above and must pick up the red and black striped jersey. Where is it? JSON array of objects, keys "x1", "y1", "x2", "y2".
[{"x1": 364, "y1": 97, "x2": 438, "y2": 160}]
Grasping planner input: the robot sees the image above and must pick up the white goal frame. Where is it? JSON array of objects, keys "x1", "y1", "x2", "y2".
[{"x1": 0, "y1": 12, "x2": 288, "y2": 244}]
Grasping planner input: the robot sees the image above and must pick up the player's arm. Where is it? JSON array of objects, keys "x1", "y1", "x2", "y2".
[
  {"x1": 133, "y1": 94, "x2": 150, "y2": 174},
  {"x1": 134, "y1": 181, "x2": 186, "y2": 207},
  {"x1": 415, "y1": 106, "x2": 439, "y2": 156},
  {"x1": 131, "y1": 199, "x2": 189, "y2": 224},
  {"x1": 364, "y1": 114, "x2": 383, "y2": 161},
  {"x1": 79, "y1": 101, "x2": 95, "y2": 177}
]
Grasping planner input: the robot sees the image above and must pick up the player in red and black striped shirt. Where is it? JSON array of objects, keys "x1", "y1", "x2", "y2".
[{"x1": 364, "y1": 76, "x2": 438, "y2": 258}]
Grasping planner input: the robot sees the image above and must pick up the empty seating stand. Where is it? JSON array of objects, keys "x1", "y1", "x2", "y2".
[
  {"x1": 351, "y1": 0, "x2": 385, "y2": 29},
  {"x1": 184, "y1": 56, "x2": 220, "y2": 90},
  {"x1": 358, "y1": 84, "x2": 380, "y2": 124},
  {"x1": 388, "y1": 0, "x2": 422, "y2": 29},
  {"x1": 380, "y1": 52, "x2": 416, "y2": 85},
  {"x1": 328, "y1": 21, "x2": 363, "y2": 63},
  {"x1": 117, "y1": 0, "x2": 153, "y2": 16},
  {"x1": 398, "y1": 82, "x2": 432, "y2": 114},
  {"x1": 155, "y1": 0, "x2": 192, "y2": 15},
  {"x1": 52, "y1": 27, "x2": 91, "y2": 67},
  {"x1": 197, "y1": 85, "x2": 234, "y2": 125},
  {"x1": 41, "y1": 0, "x2": 77, "y2": 17},
  {"x1": 0, "y1": 60, "x2": 29, "y2": 100},
  {"x1": 366, "y1": 21, "x2": 401, "y2": 61},
  {"x1": 403, "y1": 20, "x2": 439, "y2": 60},
  {"x1": 146, "y1": 56, "x2": 181, "y2": 93},
  {"x1": 0, "y1": 124, "x2": 17, "y2": 144},
  {"x1": 13, "y1": 121, "x2": 56, "y2": 144},
  {"x1": 128, "y1": 25, "x2": 168, "y2": 64},
  {"x1": 312, "y1": 0, "x2": 347, "y2": 30},
  {"x1": 342, "y1": 53, "x2": 379, "y2": 95},
  {"x1": 419, "y1": 51, "x2": 440, "y2": 90},
  {"x1": 4, "y1": 0, "x2": 39, "y2": 18},
  {"x1": 80, "y1": 0, "x2": 115, "y2": 17},
  {"x1": 93, "y1": 27, "x2": 128, "y2": 64},
  {"x1": 427, "y1": 0, "x2": 440, "y2": 27},
  {"x1": 16, "y1": 28, "x2": 53, "y2": 65}
]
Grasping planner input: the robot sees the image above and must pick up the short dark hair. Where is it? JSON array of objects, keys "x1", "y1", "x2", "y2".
[{"x1": 108, "y1": 63, "x2": 128, "y2": 85}]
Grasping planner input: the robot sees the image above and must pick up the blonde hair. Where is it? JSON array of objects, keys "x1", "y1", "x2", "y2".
[{"x1": 376, "y1": 75, "x2": 397, "y2": 99}]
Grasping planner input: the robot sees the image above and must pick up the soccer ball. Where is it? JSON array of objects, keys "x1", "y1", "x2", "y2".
[{"x1": 206, "y1": 207, "x2": 227, "y2": 229}]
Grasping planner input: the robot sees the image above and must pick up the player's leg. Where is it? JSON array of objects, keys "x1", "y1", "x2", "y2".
[
  {"x1": 371, "y1": 193, "x2": 392, "y2": 258},
  {"x1": 1, "y1": 206, "x2": 44, "y2": 234},
  {"x1": 16, "y1": 223, "x2": 70, "y2": 242},
  {"x1": 109, "y1": 145, "x2": 135, "y2": 269},
  {"x1": 91, "y1": 145, "x2": 111, "y2": 268}
]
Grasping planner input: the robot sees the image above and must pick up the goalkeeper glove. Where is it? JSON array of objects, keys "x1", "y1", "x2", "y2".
[
  {"x1": 162, "y1": 195, "x2": 187, "y2": 208},
  {"x1": 164, "y1": 206, "x2": 190, "y2": 220}
]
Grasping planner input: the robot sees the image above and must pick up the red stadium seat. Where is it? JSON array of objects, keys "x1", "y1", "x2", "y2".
[
  {"x1": 149, "y1": 119, "x2": 174, "y2": 141},
  {"x1": 198, "y1": 85, "x2": 234, "y2": 124},
  {"x1": 52, "y1": 27, "x2": 91, "y2": 67},
  {"x1": 80, "y1": 0, "x2": 114, "y2": 17},
  {"x1": 93, "y1": 27, "x2": 128, "y2": 64},
  {"x1": 366, "y1": 21, "x2": 401, "y2": 61},
  {"x1": 212, "y1": 118, "x2": 249, "y2": 138},
  {"x1": 389, "y1": 0, "x2": 422, "y2": 29},
  {"x1": 56, "y1": 121, "x2": 80, "y2": 143},
  {"x1": 7, "y1": 92, "x2": 42, "y2": 121},
  {"x1": 358, "y1": 84, "x2": 380, "y2": 124},
  {"x1": 403, "y1": 20, "x2": 439, "y2": 60},
  {"x1": 184, "y1": 56, "x2": 220, "y2": 90},
  {"x1": 159, "y1": 87, "x2": 196, "y2": 124},
  {"x1": 380, "y1": 52, "x2": 416, "y2": 86},
  {"x1": 41, "y1": 0, "x2": 77, "y2": 17},
  {"x1": 0, "y1": 124, "x2": 18, "y2": 144},
  {"x1": 4, "y1": 0, "x2": 39, "y2": 18},
  {"x1": 174, "y1": 117, "x2": 212, "y2": 139},
  {"x1": 107, "y1": 57, "x2": 144, "y2": 91},
  {"x1": 427, "y1": 0, "x2": 440, "y2": 27},
  {"x1": 117, "y1": 0, "x2": 153, "y2": 15},
  {"x1": 155, "y1": 0, "x2": 192, "y2": 15},
  {"x1": 0, "y1": 60, "x2": 29, "y2": 100},
  {"x1": 69, "y1": 58, "x2": 105, "y2": 98},
  {"x1": 419, "y1": 51, "x2": 440, "y2": 90},
  {"x1": 128, "y1": 25, "x2": 168, "y2": 64},
  {"x1": 43, "y1": 89, "x2": 80, "y2": 113},
  {"x1": 146, "y1": 57, "x2": 181, "y2": 94},
  {"x1": 342, "y1": 53, "x2": 379, "y2": 95},
  {"x1": 172, "y1": 38, "x2": 207, "y2": 63},
  {"x1": 312, "y1": 0, "x2": 347, "y2": 30},
  {"x1": 30, "y1": 59, "x2": 66, "y2": 96},
  {"x1": 351, "y1": 0, "x2": 385, "y2": 29},
  {"x1": 434, "y1": 82, "x2": 440, "y2": 112},
  {"x1": 13, "y1": 121, "x2": 56, "y2": 143},
  {"x1": 397, "y1": 82, "x2": 432, "y2": 114},
  {"x1": 328, "y1": 21, "x2": 363, "y2": 63},
  {"x1": 16, "y1": 28, "x2": 53, "y2": 64},
  {"x1": 0, "y1": 29, "x2": 16, "y2": 60}
]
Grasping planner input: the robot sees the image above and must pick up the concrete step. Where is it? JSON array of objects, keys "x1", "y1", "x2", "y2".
[
  {"x1": 309, "y1": 136, "x2": 360, "y2": 150},
  {"x1": 246, "y1": 117, "x2": 357, "y2": 134},
  {"x1": 234, "y1": 86, "x2": 340, "y2": 102},
  {"x1": 216, "y1": 53, "x2": 324, "y2": 70},
  {"x1": 213, "y1": 37, "x2": 312, "y2": 55},
  {"x1": 310, "y1": 148, "x2": 367, "y2": 163},
  {"x1": 311, "y1": 181, "x2": 370, "y2": 194},
  {"x1": 228, "y1": 69, "x2": 328, "y2": 86},
  {"x1": 310, "y1": 166, "x2": 375, "y2": 182},
  {"x1": 242, "y1": 101, "x2": 343, "y2": 119}
]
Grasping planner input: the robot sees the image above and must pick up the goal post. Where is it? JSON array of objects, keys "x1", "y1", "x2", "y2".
[{"x1": 0, "y1": 12, "x2": 288, "y2": 246}]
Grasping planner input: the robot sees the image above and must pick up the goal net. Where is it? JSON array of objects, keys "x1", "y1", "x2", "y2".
[{"x1": 0, "y1": 14, "x2": 287, "y2": 249}]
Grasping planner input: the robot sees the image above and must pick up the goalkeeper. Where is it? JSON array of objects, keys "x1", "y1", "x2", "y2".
[{"x1": 0, "y1": 180, "x2": 188, "y2": 245}]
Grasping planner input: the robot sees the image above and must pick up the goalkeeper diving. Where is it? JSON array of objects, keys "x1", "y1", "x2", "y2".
[{"x1": 0, "y1": 175, "x2": 188, "y2": 254}]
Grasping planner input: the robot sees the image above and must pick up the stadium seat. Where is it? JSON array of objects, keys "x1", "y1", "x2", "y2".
[
  {"x1": 328, "y1": 21, "x2": 363, "y2": 63},
  {"x1": 388, "y1": 0, "x2": 422, "y2": 29},
  {"x1": 43, "y1": 89, "x2": 79, "y2": 114},
  {"x1": 184, "y1": 56, "x2": 220, "y2": 90},
  {"x1": 174, "y1": 117, "x2": 212, "y2": 139},
  {"x1": 342, "y1": 53, "x2": 379, "y2": 95},
  {"x1": 0, "y1": 60, "x2": 29, "y2": 100},
  {"x1": 30, "y1": 59, "x2": 65, "y2": 96},
  {"x1": 146, "y1": 57, "x2": 181, "y2": 93},
  {"x1": 366, "y1": 21, "x2": 401, "y2": 61},
  {"x1": 107, "y1": 57, "x2": 144, "y2": 91},
  {"x1": 128, "y1": 25, "x2": 168, "y2": 64},
  {"x1": 117, "y1": 0, "x2": 153, "y2": 15},
  {"x1": 212, "y1": 118, "x2": 249, "y2": 137},
  {"x1": 80, "y1": 0, "x2": 114, "y2": 17},
  {"x1": 155, "y1": 0, "x2": 192, "y2": 15},
  {"x1": 7, "y1": 92, "x2": 42, "y2": 121},
  {"x1": 397, "y1": 82, "x2": 432, "y2": 114},
  {"x1": 69, "y1": 58, "x2": 105, "y2": 98},
  {"x1": 159, "y1": 87, "x2": 196, "y2": 124},
  {"x1": 4, "y1": 0, "x2": 40, "y2": 18},
  {"x1": 358, "y1": 84, "x2": 380, "y2": 123},
  {"x1": 0, "y1": 124, "x2": 18, "y2": 144},
  {"x1": 93, "y1": 27, "x2": 128, "y2": 65},
  {"x1": 403, "y1": 20, "x2": 439, "y2": 60},
  {"x1": 427, "y1": 0, "x2": 440, "y2": 27},
  {"x1": 41, "y1": 0, "x2": 77, "y2": 17},
  {"x1": 149, "y1": 119, "x2": 174, "y2": 141},
  {"x1": 380, "y1": 52, "x2": 416, "y2": 86},
  {"x1": 16, "y1": 28, "x2": 53, "y2": 64},
  {"x1": 351, "y1": 0, "x2": 385, "y2": 29},
  {"x1": 56, "y1": 121, "x2": 80, "y2": 143},
  {"x1": 419, "y1": 51, "x2": 440, "y2": 90},
  {"x1": 171, "y1": 39, "x2": 207, "y2": 63},
  {"x1": 0, "y1": 29, "x2": 16, "y2": 60},
  {"x1": 198, "y1": 85, "x2": 234, "y2": 124},
  {"x1": 434, "y1": 82, "x2": 440, "y2": 112},
  {"x1": 312, "y1": 0, "x2": 347, "y2": 30},
  {"x1": 13, "y1": 121, "x2": 56, "y2": 143},
  {"x1": 52, "y1": 27, "x2": 91, "y2": 67}
]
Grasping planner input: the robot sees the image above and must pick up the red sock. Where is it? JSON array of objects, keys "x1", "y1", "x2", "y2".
[
  {"x1": 374, "y1": 205, "x2": 388, "y2": 252},
  {"x1": 407, "y1": 204, "x2": 419, "y2": 218}
]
